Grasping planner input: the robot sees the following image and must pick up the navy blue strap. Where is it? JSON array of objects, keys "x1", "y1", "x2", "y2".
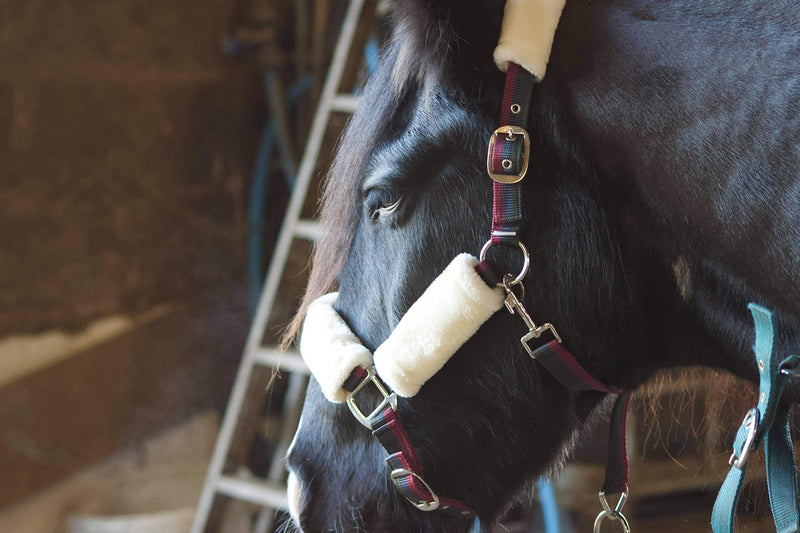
[
  {"x1": 488, "y1": 63, "x2": 536, "y2": 246},
  {"x1": 603, "y1": 392, "x2": 632, "y2": 495}
]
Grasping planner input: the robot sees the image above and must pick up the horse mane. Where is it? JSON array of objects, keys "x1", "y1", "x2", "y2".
[{"x1": 281, "y1": 0, "x2": 502, "y2": 348}]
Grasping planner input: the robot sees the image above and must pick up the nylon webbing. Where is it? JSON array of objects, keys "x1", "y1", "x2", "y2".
[
  {"x1": 711, "y1": 304, "x2": 800, "y2": 533},
  {"x1": 490, "y1": 62, "x2": 537, "y2": 245}
]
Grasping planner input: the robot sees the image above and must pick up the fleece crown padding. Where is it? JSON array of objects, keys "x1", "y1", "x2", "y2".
[{"x1": 493, "y1": 0, "x2": 566, "y2": 80}]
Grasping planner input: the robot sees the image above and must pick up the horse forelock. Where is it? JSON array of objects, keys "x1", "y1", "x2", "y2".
[{"x1": 281, "y1": 1, "x2": 477, "y2": 348}]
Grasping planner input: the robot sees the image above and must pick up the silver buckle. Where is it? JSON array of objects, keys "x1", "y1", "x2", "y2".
[
  {"x1": 486, "y1": 125, "x2": 530, "y2": 184},
  {"x1": 346, "y1": 366, "x2": 397, "y2": 428},
  {"x1": 728, "y1": 408, "x2": 759, "y2": 469},
  {"x1": 389, "y1": 468, "x2": 440, "y2": 511}
]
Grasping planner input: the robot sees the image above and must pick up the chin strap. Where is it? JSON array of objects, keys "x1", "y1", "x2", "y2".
[{"x1": 712, "y1": 304, "x2": 800, "y2": 533}]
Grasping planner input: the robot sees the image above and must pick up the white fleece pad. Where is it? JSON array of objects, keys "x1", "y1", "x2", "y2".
[
  {"x1": 374, "y1": 253, "x2": 505, "y2": 397},
  {"x1": 299, "y1": 292, "x2": 373, "y2": 403},
  {"x1": 493, "y1": 0, "x2": 566, "y2": 80}
]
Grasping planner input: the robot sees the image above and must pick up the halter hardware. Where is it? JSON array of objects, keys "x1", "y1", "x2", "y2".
[
  {"x1": 390, "y1": 468, "x2": 440, "y2": 511},
  {"x1": 345, "y1": 365, "x2": 397, "y2": 428},
  {"x1": 479, "y1": 239, "x2": 529, "y2": 286},
  {"x1": 727, "y1": 408, "x2": 758, "y2": 469},
  {"x1": 593, "y1": 490, "x2": 631, "y2": 533},
  {"x1": 487, "y1": 125, "x2": 530, "y2": 184},
  {"x1": 502, "y1": 275, "x2": 563, "y2": 351}
]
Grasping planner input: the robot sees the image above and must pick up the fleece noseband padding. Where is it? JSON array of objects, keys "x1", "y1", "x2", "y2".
[{"x1": 299, "y1": 254, "x2": 505, "y2": 402}]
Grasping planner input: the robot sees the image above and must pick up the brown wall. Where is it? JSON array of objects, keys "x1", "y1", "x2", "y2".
[
  {"x1": 0, "y1": 0, "x2": 261, "y2": 335},
  {"x1": 0, "y1": 0, "x2": 275, "y2": 508}
]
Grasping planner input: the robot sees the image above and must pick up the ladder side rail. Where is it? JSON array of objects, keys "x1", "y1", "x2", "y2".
[{"x1": 190, "y1": 1, "x2": 366, "y2": 531}]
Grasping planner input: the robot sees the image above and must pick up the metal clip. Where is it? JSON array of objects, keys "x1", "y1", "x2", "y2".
[
  {"x1": 346, "y1": 366, "x2": 397, "y2": 429},
  {"x1": 728, "y1": 408, "x2": 759, "y2": 469},
  {"x1": 780, "y1": 357, "x2": 800, "y2": 380},
  {"x1": 593, "y1": 490, "x2": 631, "y2": 533},
  {"x1": 502, "y1": 276, "x2": 562, "y2": 357}
]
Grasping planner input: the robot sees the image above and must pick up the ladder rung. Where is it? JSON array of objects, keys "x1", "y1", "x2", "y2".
[
  {"x1": 216, "y1": 475, "x2": 288, "y2": 509},
  {"x1": 330, "y1": 93, "x2": 360, "y2": 113},
  {"x1": 294, "y1": 219, "x2": 320, "y2": 240},
  {"x1": 254, "y1": 348, "x2": 309, "y2": 374}
]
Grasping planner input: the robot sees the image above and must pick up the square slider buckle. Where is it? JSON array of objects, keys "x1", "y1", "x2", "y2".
[
  {"x1": 486, "y1": 125, "x2": 530, "y2": 184},
  {"x1": 346, "y1": 366, "x2": 397, "y2": 429}
]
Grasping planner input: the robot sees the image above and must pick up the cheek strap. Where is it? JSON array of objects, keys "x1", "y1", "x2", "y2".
[{"x1": 299, "y1": 253, "x2": 505, "y2": 402}]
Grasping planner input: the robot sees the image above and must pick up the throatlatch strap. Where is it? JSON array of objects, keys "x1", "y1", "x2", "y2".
[
  {"x1": 532, "y1": 340, "x2": 621, "y2": 394},
  {"x1": 711, "y1": 304, "x2": 800, "y2": 533},
  {"x1": 603, "y1": 392, "x2": 632, "y2": 495},
  {"x1": 490, "y1": 63, "x2": 537, "y2": 245}
]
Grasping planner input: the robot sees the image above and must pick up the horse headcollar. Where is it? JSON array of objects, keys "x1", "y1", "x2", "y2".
[
  {"x1": 298, "y1": 0, "x2": 637, "y2": 524},
  {"x1": 298, "y1": 1, "x2": 800, "y2": 530}
]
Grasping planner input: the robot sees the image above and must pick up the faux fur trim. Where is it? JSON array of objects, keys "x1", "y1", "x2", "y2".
[
  {"x1": 299, "y1": 255, "x2": 505, "y2": 402},
  {"x1": 493, "y1": 0, "x2": 566, "y2": 79},
  {"x1": 374, "y1": 254, "x2": 505, "y2": 397},
  {"x1": 299, "y1": 292, "x2": 373, "y2": 403}
]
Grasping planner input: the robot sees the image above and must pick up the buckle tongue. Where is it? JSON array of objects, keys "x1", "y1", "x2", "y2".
[
  {"x1": 346, "y1": 366, "x2": 397, "y2": 428},
  {"x1": 487, "y1": 125, "x2": 530, "y2": 184}
]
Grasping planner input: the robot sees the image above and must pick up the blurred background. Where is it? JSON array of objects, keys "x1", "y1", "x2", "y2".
[{"x1": 0, "y1": 1, "x2": 784, "y2": 532}]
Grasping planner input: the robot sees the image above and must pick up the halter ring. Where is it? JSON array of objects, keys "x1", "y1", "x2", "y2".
[
  {"x1": 479, "y1": 239, "x2": 529, "y2": 286},
  {"x1": 593, "y1": 510, "x2": 631, "y2": 533}
]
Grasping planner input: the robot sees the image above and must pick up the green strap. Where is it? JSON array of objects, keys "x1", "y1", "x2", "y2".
[
  {"x1": 767, "y1": 402, "x2": 799, "y2": 533},
  {"x1": 711, "y1": 304, "x2": 799, "y2": 533}
]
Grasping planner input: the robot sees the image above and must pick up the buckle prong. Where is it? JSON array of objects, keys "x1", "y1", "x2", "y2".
[{"x1": 487, "y1": 125, "x2": 530, "y2": 184}]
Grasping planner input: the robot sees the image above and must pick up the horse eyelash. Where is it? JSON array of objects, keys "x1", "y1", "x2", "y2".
[{"x1": 365, "y1": 188, "x2": 403, "y2": 221}]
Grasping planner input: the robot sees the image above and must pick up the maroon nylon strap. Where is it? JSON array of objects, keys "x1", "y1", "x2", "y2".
[{"x1": 488, "y1": 62, "x2": 537, "y2": 246}]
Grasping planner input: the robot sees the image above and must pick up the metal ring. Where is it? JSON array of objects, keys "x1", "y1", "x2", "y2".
[
  {"x1": 479, "y1": 239, "x2": 529, "y2": 286},
  {"x1": 593, "y1": 510, "x2": 631, "y2": 533}
]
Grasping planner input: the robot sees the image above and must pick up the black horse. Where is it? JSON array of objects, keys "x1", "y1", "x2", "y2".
[{"x1": 285, "y1": 1, "x2": 800, "y2": 531}]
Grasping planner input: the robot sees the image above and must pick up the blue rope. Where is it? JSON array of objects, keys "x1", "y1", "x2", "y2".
[
  {"x1": 247, "y1": 72, "x2": 312, "y2": 314},
  {"x1": 538, "y1": 479, "x2": 561, "y2": 533},
  {"x1": 470, "y1": 517, "x2": 482, "y2": 533}
]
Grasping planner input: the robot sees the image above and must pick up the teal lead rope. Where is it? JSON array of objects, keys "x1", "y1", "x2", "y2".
[{"x1": 711, "y1": 303, "x2": 800, "y2": 533}]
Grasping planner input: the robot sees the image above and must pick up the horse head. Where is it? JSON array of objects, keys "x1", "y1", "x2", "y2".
[{"x1": 284, "y1": 0, "x2": 800, "y2": 530}]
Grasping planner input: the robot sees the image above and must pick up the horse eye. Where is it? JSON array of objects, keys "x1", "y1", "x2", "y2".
[{"x1": 365, "y1": 189, "x2": 403, "y2": 221}]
